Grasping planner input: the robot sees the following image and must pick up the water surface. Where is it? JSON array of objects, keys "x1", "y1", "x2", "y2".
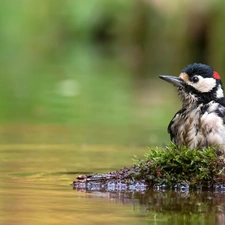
[{"x1": 1, "y1": 143, "x2": 225, "y2": 225}]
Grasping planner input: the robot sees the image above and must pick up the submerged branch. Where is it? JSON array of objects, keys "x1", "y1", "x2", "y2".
[{"x1": 73, "y1": 143, "x2": 225, "y2": 192}]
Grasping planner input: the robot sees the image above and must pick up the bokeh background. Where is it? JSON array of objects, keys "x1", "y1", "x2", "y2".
[{"x1": 1, "y1": 0, "x2": 225, "y2": 146}]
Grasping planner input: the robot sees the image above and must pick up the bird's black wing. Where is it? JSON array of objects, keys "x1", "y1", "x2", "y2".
[
  {"x1": 216, "y1": 97, "x2": 225, "y2": 107},
  {"x1": 215, "y1": 97, "x2": 225, "y2": 124},
  {"x1": 168, "y1": 108, "x2": 186, "y2": 141}
]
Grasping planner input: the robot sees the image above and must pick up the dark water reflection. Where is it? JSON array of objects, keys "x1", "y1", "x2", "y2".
[{"x1": 74, "y1": 189, "x2": 225, "y2": 225}]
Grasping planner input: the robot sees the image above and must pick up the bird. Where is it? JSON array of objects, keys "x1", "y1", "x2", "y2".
[{"x1": 159, "y1": 63, "x2": 225, "y2": 154}]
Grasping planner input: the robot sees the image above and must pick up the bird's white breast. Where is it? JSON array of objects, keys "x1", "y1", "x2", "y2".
[
  {"x1": 171, "y1": 101, "x2": 225, "y2": 152},
  {"x1": 200, "y1": 103, "x2": 225, "y2": 151}
]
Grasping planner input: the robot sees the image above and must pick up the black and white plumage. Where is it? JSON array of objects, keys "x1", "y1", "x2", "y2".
[{"x1": 159, "y1": 63, "x2": 225, "y2": 153}]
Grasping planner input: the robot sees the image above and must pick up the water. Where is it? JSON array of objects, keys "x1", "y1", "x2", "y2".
[{"x1": 1, "y1": 141, "x2": 225, "y2": 225}]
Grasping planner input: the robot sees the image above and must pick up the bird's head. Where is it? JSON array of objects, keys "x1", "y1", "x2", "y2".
[{"x1": 159, "y1": 63, "x2": 224, "y2": 106}]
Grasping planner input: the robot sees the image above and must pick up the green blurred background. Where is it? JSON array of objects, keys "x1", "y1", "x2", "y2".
[{"x1": 1, "y1": 0, "x2": 225, "y2": 146}]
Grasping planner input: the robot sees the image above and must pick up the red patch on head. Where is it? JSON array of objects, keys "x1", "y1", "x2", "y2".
[{"x1": 213, "y1": 71, "x2": 221, "y2": 80}]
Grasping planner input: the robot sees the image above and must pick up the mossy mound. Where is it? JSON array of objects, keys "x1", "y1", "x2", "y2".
[
  {"x1": 73, "y1": 143, "x2": 225, "y2": 191},
  {"x1": 133, "y1": 143, "x2": 225, "y2": 188}
]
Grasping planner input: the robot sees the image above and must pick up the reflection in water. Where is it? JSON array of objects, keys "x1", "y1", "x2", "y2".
[
  {"x1": 1, "y1": 142, "x2": 225, "y2": 225},
  {"x1": 75, "y1": 188, "x2": 225, "y2": 225}
]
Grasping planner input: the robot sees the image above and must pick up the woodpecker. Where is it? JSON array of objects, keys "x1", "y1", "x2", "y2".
[{"x1": 159, "y1": 63, "x2": 225, "y2": 154}]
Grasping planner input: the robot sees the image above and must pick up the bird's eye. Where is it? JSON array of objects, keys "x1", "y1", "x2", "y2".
[{"x1": 192, "y1": 76, "x2": 199, "y2": 83}]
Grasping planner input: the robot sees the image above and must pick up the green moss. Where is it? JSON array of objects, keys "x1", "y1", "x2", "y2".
[{"x1": 133, "y1": 143, "x2": 223, "y2": 188}]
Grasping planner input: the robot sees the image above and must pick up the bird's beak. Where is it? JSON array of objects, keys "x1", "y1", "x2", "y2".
[{"x1": 159, "y1": 75, "x2": 184, "y2": 87}]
